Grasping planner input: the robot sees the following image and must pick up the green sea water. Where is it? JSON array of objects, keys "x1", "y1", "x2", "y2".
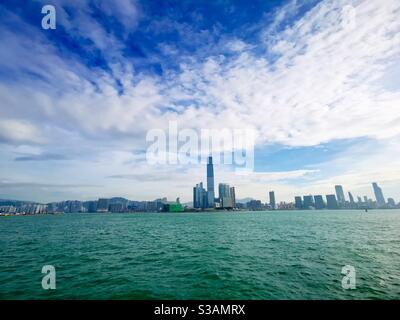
[{"x1": 0, "y1": 210, "x2": 399, "y2": 300}]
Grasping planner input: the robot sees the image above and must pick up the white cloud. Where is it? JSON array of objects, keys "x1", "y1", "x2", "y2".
[
  {"x1": 0, "y1": 119, "x2": 45, "y2": 145},
  {"x1": 1, "y1": 0, "x2": 400, "y2": 201}
]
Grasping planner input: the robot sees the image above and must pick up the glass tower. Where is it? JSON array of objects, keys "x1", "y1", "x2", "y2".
[
  {"x1": 207, "y1": 156, "x2": 215, "y2": 208},
  {"x1": 326, "y1": 194, "x2": 339, "y2": 209},
  {"x1": 269, "y1": 191, "x2": 276, "y2": 210},
  {"x1": 372, "y1": 182, "x2": 385, "y2": 207},
  {"x1": 335, "y1": 185, "x2": 345, "y2": 207}
]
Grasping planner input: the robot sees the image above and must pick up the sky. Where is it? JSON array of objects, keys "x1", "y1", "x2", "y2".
[{"x1": 0, "y1": 0, "x2": 400, "y2": 203}]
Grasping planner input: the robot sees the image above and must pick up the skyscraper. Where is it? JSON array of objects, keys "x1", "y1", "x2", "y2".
[
  {"x1": 303, "y1": 195, "x2": 314, "y2": 209},
  {"x1": 97, "y1": 198, "x2": 109, "y2": 212},
  {"x1": 230, "y1": 187, "x2": 236, "y2": 208},
  {"x1": 372, "y1": 182, "x2": 385, "y2": 207},
  {"x1": 314, "y1": 195, "x2": 325, "y2": 209},
  {"x1": 335, "y1": 185, "x2": 345, "y2": 207},
  {"x1": 326, "y1": 194, "x2": 339, "y2": 209},
  {"x1": 193, "y1": 182, "x2": 207, "y2": 209},
  {"x1": 348, "y1": 191, "x2": 356, "y2": 208},
  {"x1": 295, "y1": 196, "x2": 303, "y2": 209},
  {"x1": 219, "y1": 183, "x2": 233, "y2": 208},
  {"x1": 207, "y1": 156, "x2": 215, "y2": 208},
  {"x1": 348, "y1": 192, "x2": 355, "y2": 204},
  {"x1": 269, "y1": 191, "x2": 276, "y2": 210}
]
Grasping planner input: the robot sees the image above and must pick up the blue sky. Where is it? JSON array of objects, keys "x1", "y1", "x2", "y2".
[{"x1": 0, "y1": 0, "x2": 400, "y2": 203}]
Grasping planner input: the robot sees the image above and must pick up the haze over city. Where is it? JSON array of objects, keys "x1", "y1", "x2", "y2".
[{"x1": 1, "y1": 0, "x2": 400, "y2": 203}]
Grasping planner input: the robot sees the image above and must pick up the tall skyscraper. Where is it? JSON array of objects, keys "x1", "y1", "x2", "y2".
[
  {"x1": 348, "y1": 191, "x2": 356, "y2": 208},
  {"x1": 335, "y1": 185, "x2": 345, "y2": 207},
  {"x1": 348, "y1": 192, "x2": 355, "y2": 204},
  {"x1": 326, "y1": 194, "x2": 339, "y2": 209},
  {"x1": 230, "y1": 187, "x2": 236, "y2": 208},
  {"x1": 372, "y1": 182, "x2": 386, "y2": 207},
  {"x1": 207, "y1": 156, "x2": 215, "y2": 208},
  {"x1": 303, "y1": 195, "x2": 314, "y2": 209},
  {"x1": 314, "y1": 195, "x2": 325, "y2": 209},
  {"x1": 193, "y1": 182, "x2": 207, "y2": 209},
  {"x1": 269, "y1": 191, "x2": 276, "y2": 210},
  {"x1": 219, "y1": 183, "x2": 233, "y2": 208},
  {"x1": 295, "y1": 196, "x2": 303, "y2": 209}
]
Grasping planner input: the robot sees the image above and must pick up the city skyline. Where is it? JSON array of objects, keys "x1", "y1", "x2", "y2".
[
  {"x1": 1, "y1": 170, "x2": 398, "y2": 212},
  {"x1": 1, "y1": 0, "x2": 400, "y2": 203}
]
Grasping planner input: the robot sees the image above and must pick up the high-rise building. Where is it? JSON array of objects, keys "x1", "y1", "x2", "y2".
[
  {"x1": 326, "y1": 194, "x2": 339, "y2": 209},
  {"x1": 207, "y1": 156, "x2": 215, "y2": 208},
  {"x1": 246, "y1": 200, "x2": 263, "y2": 211},
  {"x1": 348, "y1": 192, "x2": 355, "y2": 204},
  {"x1": 230, "y1": 187, "x2": 236, "y2": 208},
  {"x1": 335, "y1": 185, "x2": 345, "y2": 207},
  {"x1": 269, "y1": 191, "x2": 276, "y2": 210},
  {"x1": 219, "y1": 183, "x2": 233, "y2": 208},
  {"x1": 303, "y1": 195, "x2": 314, "y2": 209},
  {"x1": 193, "y1": 182, "x2": 207, "y2": 209},
  {"x1": 295, "y1": 196, "x2": 303, "y2": 209},
  {"x1": 372, "y1": 182, "x2": 385, "y2": 207},
  {"x1": 348, "y1": 191, "x2": 356, "y2": 208},
  {"x1": 387, "y1": 198, "x2": 396, "y2": 208},
  {"x1": 314, "y1": 195, "x2": 325, "y2": 209},
  {"x1": 97, "y1": 198, "x2": 109, "y2": 212}
]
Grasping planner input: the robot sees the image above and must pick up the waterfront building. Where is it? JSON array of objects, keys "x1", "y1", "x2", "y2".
[
  {"x1": 326, "y1": 194, "x2": 339, "y2": 209},
  {"x1": 109, "y1": 203, "x2": 125, "y2": 213},
  {"x1": 246, "y1": 200, "x2": 263, "y2": 211},
  {"x1": 303, "y1": 195, "x2": 314, "y2": 209},
  {"x1": 0, "y1": 206, "x2": 17, "y2": 214},
  {"x1": 230, "y1": 187, "x2": 236, "y2": 208},
  {"x1": 372, "y1": 182, "x2": 386, "y2": 207},
  {"x1": 206, "y1": 156, "x2": 215, "y2": 208},
  {"x1": 295, "y1": 196, "x2": 303, "y2": 209},
  {"x1": 83, "y1": 200, "x2": 98, "y2": 213},
  {"x1": 348, "y1": 191, "x2": 357, "y2": 209},
  {"x1": 97, "y1": 198, "x2": 109, "y2": 212},
  {"x1": 348, "y1": 192, "x2": 355, "y2": 204},
  {"x1": 277, "y1": 202, "x2": 295, "y2": 210},
  {"x1": 269, "y1": 191, "x2": 276, "y2": 210},
  {"x1": 387, "y1": 198, "x2": 396, "y2": 208},
  {"x1": 219, "y1": 183, "x2": 233, "y2": 208},
  {"x1": 193, "y1": 182, "x2": 207, "y2": 209},
  {"x1": 163, "y1": 202, "x2": 184, "y2": 212},
  {"x1": 335, "y1": 185, "x2": 346, "y2": 208},
  {"x1": 313, "y1": 195, "x2": 325, "y2": 209}
]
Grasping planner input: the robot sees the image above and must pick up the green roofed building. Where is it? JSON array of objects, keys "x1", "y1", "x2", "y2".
[{"x1": 163, "y1": 203, "x2": 184, "y2": 212}]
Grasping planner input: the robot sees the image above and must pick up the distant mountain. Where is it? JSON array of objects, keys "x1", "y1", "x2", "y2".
[
  {"x1": 0, "y1": 199, "x2": 37, "y2": 206},
  {"x1": 236, "y1": 197, "x2": 255, "y2": 204},
  {"x1": 108, "y1": 197, "x2": 130, "y2": 204}
]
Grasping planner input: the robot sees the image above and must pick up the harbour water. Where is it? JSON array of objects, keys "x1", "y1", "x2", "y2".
[{"x1": 0, "y1": 210, "x2": 399, "y2": 299}]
